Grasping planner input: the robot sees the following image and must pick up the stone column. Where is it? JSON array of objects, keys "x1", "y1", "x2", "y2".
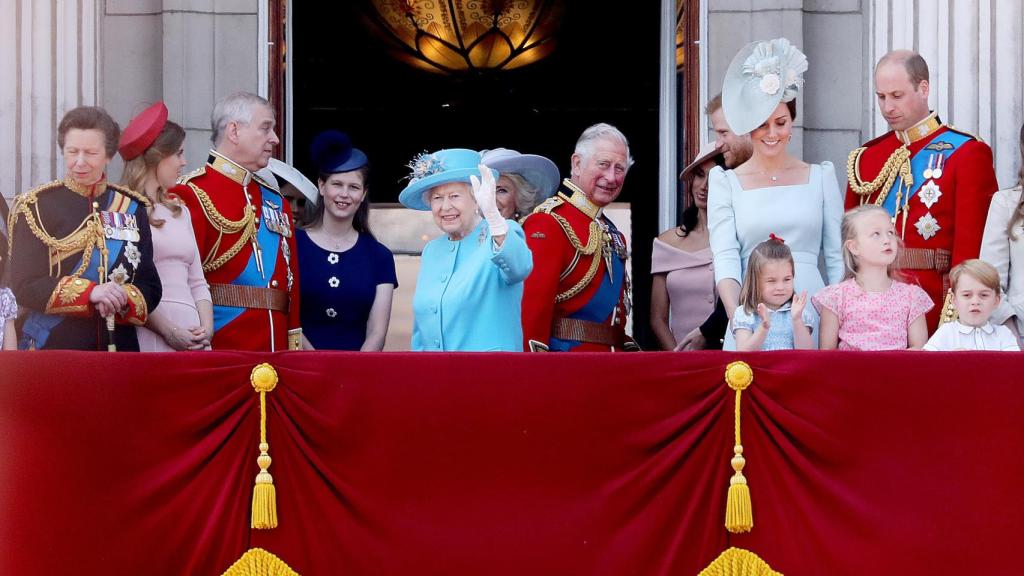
[
  {"x1": 869, "y1": 0, "x2": 1024, "y2": 188},
  {"x1": 0, "y1": 0, "x2": 99, "y2": 201}
]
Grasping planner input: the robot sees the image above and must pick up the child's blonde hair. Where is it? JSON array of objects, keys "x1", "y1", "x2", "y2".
[
  {"x1": 739, "y1": 236, "x2": 794, "y2": 314},
  {"x1": 840, "y1": 204, "x2": 903, "y2": 281},
  {"x1": 949, "y1": 259, "x2": 1000, "y2": 293}
]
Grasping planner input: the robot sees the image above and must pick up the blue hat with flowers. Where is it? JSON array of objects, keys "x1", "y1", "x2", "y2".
[
  {"x1": 722, "y1": 37, "x2": 808, "y2": 136},
  {"x1": 398, "y1": 148, "x2": 499, "y2": 211},
  {"x1": 311, "y1": 130, "x2": 368, "y2": 174}
]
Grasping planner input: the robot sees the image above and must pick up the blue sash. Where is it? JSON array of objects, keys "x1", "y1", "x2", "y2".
[
  {"x1": 19, "y1": 192, "x2": 139, "y2": 349},
  {"x1": 549, "y1": 230, "x2": 626, "y2": 352},
  {"x1": 880, "y1": 131, "x2": 971, "y2": 215},
  {"x1": 213, "y1": 184, "x2": 283, "y2": 332}
]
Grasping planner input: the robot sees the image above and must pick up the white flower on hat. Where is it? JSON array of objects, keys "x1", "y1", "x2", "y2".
[
  {"x1": 759, "y1": 73, "x2": 781, "y2": 95},
  {"x1": 742, "y1": 38, "x2": 808, "y2": 102}
]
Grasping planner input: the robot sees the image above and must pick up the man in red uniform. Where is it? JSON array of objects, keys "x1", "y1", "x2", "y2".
[
  {"x1": 846, "y1": 50, "x2": 998, "y2": 330},
  {"x1": 521, "y1": 123, "x2": 635, "y2": 351},
  {"x1": 172, "y1": 92, "x2": 301, "y2": 351}
]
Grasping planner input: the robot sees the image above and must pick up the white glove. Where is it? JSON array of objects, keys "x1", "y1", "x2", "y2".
[{"x1": 470, "y1": 163, "x2": 509, "y2": 237}]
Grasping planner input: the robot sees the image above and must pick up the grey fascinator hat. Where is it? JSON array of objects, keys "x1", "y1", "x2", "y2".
[{"x1": 721, "y1": 37, "x2": 808, "y2": 136}]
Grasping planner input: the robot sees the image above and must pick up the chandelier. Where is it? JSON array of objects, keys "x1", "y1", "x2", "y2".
[{"x1": 368, "y1": 0, "x2": 564, "y2": 74}]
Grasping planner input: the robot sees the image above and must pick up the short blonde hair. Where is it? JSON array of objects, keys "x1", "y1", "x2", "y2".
[{"x1": 949, "y1": 259, "x2": 1000, "y2": 293}]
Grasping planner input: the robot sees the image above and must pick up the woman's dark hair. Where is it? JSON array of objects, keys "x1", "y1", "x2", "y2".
[
  {"x1": 785, "y1": 99, "x2": 798, "y2": 121},
  {"x1": 57, "y1": 106, "x2": 120, "y2": 158},
  {"x1": 306, "y1": 165, "x2": 374, "y2": 237},
  {"x1": 676, "y1": 157, "x2": 723, "y2": 237}
]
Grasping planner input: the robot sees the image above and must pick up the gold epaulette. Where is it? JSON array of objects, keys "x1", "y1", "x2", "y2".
[
  {"x1": 7, "y1": 180, "x2": 101, "y2": 276},
  {"x1": 179, "y1": 166, "x2": 206, "y2": 185},
  {"x1": 7, "y1": 180, "x2": 62, "y2": 256},
  {"x1": 108, "y1": 183, "x2": 152, "y2": 207},
  {"x1": 527, "y1": 194, "x2": 606, "y2": 304},
  {"x1": 945, "y1": 125, "x2": 982, "y2": 143},
  {"x1": 532, "y1": 195, "x2": 564, "y2": 215}
]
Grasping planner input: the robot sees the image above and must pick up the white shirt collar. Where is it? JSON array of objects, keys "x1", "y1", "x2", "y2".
[{"x1": 955, "y1": 320, "x2": 996, "y2": 335}]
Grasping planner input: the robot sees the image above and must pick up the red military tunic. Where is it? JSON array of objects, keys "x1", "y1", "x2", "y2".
[
  {"x1": 845, "y1": 113, "x2": 997, "y2": 331},
  {"x1": 172, "y1": 151, "x2": 301, "y2": 351},
  {"x1": 521, "y1": 180, "x2": 632, "y2": 351}
]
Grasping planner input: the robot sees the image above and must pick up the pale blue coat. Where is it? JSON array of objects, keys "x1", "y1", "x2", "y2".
[
  {"x1": 412, "y1": 219, "x2": 533, "y2": 351},
  {"x1": 708, "y1": 162, "x2": 844, "y2": 350}
]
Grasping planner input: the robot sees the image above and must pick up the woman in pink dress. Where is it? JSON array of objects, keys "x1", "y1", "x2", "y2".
[
  {"x1": 120, "y1": 103, "x2": 212, "y2": 351},
  {"x1": 650, "y1": 143, "x2": 728, "y2": 350}
]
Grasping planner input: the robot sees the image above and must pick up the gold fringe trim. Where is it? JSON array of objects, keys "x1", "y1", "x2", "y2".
[
  {"x1": 698, "y1": 547, "x2": 783, "y2": 576},
  {"x1": 724, "y1": 361, "x2": 753, "y2": 533},
  {"x1": 939, "y1": 288, "x2": 957, "y2": 324},
  {"x1": 188, "y1": 181, "x2": 257, "y2": 273},
  {"x1": 846, "y1": 144, "x2": 912, "y2": 207},
  {"x1": 221, "y1": 548, "x2": 299, "y2": 576},
  {"x1": 250, "y1": 363, "x2": 280, "y2": 529}
]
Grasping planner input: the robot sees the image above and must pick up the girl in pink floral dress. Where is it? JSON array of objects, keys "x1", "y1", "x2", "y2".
[{"x1": 813, "y1": 205, "x2": 934, "y2": 350}]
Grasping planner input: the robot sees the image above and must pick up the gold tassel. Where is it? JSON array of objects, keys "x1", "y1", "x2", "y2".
[
  {"x1": 724, "y1": 361, "x2": 754, "y2": 533},
  {"x1": 250, "y1": 363, "x2": 279, "y2": 529}
]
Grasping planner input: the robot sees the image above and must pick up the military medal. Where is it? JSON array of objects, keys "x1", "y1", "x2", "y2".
[
  {"x1": 124, "y1": 241, "x2": 141, "y2": 269},
  {"x1": 931, "y1": 153, "x2": 944, "y2": 179},
  {"x1": 923, "y1": 154, "x2": 935, "y2": 180},
  {"x1": 914, "y1": 213, "x2": 940, "y2": 240},
  {"x1": 918, "y1": 181, "x2": 942, "y2": 209},
  {"x1": 100, "y1": 211, "x2": 141, "y2": 242}
]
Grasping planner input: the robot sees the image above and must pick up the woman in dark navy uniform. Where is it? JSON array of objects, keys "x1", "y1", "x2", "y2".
[{"x1": 7, "y1": 106, "x2": 161, "y2": 350}]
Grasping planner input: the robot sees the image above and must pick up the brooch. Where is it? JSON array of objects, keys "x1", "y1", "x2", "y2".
[
  {"x1": 914, "y1": 213, "x2": 941, "y2": 240},
  {"x1": 918, "y1": 181, "x2": 942, "y2": 209}
]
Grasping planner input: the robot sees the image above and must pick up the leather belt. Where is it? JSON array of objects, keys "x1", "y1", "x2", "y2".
[
  {"x1": 551, "y1": 317, "x2": 625, "y2": 348},
  {"x1": 898, "y1": 248, "x2": 951, "y2": 272},
  {"x1": 209, "y1": 283, "x2": 289, "y2": 312}
]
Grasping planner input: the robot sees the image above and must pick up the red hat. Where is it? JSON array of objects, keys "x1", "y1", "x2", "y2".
[{"x1": 119, "y1": 102, "x2": 169, "y2": 160}]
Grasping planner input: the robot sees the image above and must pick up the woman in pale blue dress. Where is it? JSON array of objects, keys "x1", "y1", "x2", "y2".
[{"x1": 709, "y1": 38, "x2": 844, "y2": 350}]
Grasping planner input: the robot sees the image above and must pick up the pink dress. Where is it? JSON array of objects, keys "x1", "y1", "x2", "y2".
[
  {"x1": 136, "y1": 203, "x2": 211, "y2": 352},
  {"x1": 812, "y1": 278, "x2": 934, "y2": 350},
  {"x1": 650, "y1": 238, "x2": 716, "y2": 343}
]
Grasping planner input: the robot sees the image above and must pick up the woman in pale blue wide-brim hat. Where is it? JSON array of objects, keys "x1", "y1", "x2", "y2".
[
  {"x1": 399, "y1": 148, "x2": 533, "y2": 351},
  {"x1": 707, "y1": 37, "x2": 844, "y2": 351}
]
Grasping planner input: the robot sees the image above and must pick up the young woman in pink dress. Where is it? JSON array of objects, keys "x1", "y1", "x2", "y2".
[
  {"x1": 120, "y1": 103, "x2": 213, "y2": 351},
  {"x1": 650, "y1": 143, "x2": 728, "y2": 350}
]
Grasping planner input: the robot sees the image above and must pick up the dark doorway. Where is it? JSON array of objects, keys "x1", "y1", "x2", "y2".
[{"x1": 291, "y1": 1, "x2": 662, "y2": 348}]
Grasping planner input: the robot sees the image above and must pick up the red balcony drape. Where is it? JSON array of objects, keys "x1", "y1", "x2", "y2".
[{"x1": 0, "y1": 350, "x2": 1020, "y2": 575}]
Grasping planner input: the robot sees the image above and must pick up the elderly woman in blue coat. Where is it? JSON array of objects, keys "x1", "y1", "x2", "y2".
[{"x1": 400, "y1": 148, "x2": 533, "y2": 351}]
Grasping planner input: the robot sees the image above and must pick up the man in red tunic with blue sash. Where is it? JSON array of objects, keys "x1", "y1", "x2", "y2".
[
  {"x1": 846, "y1": 50, "x2": 998, "y2": 331},
  {"x1": 173, "y1": 92, "x2": 302, "y2": 351},
  {"x1": 521, "y1": 123, "x2": 635, "y2": 351}
]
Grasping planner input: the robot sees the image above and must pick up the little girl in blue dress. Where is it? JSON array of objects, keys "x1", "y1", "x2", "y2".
[{"x1": 732, "y1": 236, "x2": 814, "y2": 351}]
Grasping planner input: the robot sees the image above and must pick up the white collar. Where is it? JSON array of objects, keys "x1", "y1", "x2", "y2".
[{"x1": 955, "y1": 320, "x2": 996, "y2": 335}]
